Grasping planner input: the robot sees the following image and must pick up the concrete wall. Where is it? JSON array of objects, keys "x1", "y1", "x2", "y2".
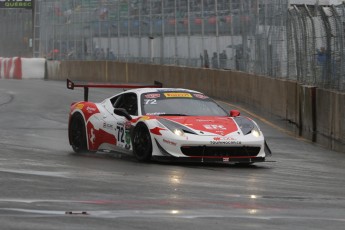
[
  {"x1": 47, "y1": 60, "x2": 345, "y2": 153},
  {"x1": 316, "y1": 89, "x2": 345, "y2": 152}
]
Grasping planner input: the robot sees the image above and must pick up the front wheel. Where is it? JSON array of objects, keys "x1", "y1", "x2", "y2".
[
  {"x1": 69, "y1": 113, "x2": 88, "y2": 153},
  {"x1": 132, "y1": 123, "x2": 152, "y2": 162}
]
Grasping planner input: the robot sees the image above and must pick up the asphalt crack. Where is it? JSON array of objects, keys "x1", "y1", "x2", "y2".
[{"x1": 0, "y1": 93, "x2": 14, "y2": 107}]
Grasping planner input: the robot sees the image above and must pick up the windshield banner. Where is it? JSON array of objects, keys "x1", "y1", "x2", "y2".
[{"x1": 0, "y1": 0, "x2": 32, "y2": 9}]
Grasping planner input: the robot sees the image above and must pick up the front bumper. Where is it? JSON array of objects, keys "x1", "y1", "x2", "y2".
[{"x1": 152, "y1": 155, "x2": 266, "y2": 163}]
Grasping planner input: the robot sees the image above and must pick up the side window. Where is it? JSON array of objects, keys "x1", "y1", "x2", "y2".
[
  {"x1": 123, "y1": 93, "x2": 138, "y2": 116},
  {"x1": 112, "y1": 95, "x2": 123, "y2": 108},
  {"x1": 113, "y1": 93, "x2": 138, "y2": 116}
]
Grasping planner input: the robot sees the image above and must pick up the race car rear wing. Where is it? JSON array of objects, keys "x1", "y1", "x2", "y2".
[{"x1": 67, "y1": 78, "x2": 163, "y2": 101}]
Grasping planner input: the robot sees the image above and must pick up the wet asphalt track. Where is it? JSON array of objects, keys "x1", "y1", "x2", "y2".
[{"x1": 0, "y1": 79, "x2": 345, "y2": 230}]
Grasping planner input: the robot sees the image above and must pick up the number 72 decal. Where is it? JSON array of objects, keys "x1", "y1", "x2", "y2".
[
  {"x1": 144, "y1": 99, "x2": 157, "y2": 104},
  {"x1": 116, "y1": 124, "x2": 131, "y2": 148},
  {"x1": 116, "y1": 126, "x2": 125, "y2": 143}
]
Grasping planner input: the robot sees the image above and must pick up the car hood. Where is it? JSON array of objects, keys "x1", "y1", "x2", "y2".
[{"x1": 161, "y1": 116, "x2": 239, "y2": 136}]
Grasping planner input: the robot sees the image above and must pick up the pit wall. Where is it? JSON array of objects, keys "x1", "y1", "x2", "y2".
[{"x1": 47, "y1": 60, "x2": 345, "y2": 153}]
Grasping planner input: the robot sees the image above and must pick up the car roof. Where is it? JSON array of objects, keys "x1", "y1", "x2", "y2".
[{"x1": 123, "y1": 87, "x2": 203, "y2": 95}]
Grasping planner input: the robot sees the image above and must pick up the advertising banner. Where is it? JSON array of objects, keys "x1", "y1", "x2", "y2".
[{"x1": 0, "y1": 0, "x2": 32, "y2": 9}]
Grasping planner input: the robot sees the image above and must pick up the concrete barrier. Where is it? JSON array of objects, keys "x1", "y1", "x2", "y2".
[
  {"x1": 21, "y1": 58, "x2": 46, "y2": 79},
  {"x1": 316, "y1": 89, "x2": 345, "y2": 152},
  {"x1": 0, "y1": 57, "x2": 45, "y2": 79},
  {"x1": 46, "y1": 60, "x2": 345, "y2": 153},
  {"x1": 0, "y1": 57, "x2": 22, "y2": 79},
  {"x1": 299, "y1": 85, "x2": 317, "y2": 141}
]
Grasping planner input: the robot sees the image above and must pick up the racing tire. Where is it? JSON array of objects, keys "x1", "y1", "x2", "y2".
[
  {"x1": 69, "y1": 113, "x2": 88, "y2": 153},
  {"x1": 132, "y1": 123, "x2": 152, "y2": 162}
]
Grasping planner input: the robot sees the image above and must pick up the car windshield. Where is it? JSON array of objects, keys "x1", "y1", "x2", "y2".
[{"x1": 141, "y1": 91, "x2": 228, "y2": 116}]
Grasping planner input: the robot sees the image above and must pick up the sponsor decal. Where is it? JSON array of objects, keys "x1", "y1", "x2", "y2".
[
  {"x1": 75, "y1": 103, "x2": 84, "y2": 110},
  {"x1": 124, "y1": 121, "x2": 131, "y2": 130},
  {"x1": 103, "y1": 123, "x2": 114, "y2": 129},
  {"x1": 145, "y1": 93, "x2": 161, "y2": 99},
  {"x1": 163, "y1": 139, "x2": 177, "y2": 146},
  {"x1": 210, "y1": 140, "x2": 242, "y2": 145},
  {"x1": 125, "y1": 128, "x2": 131, "y2": 149},
  {"x1": 213, "y1": 136, "x2": 236, "y2": 141},
  {"x1": 139, "y1": 116, "x2": 151, "y2": 121},
  {"x1": 75, "y1": 103, "x2": 99, "y2": 121},
  {"x1": 0, "y1": 0, "x2": 32, "y2": 9},
  {"x1": 146, "y1": 112, "x2": 165, "y2": 115},
  {"x1": 157, "y1": 89, "x2": 190, "y2": 92},
  {"x1": 86, "y1": 106, "x2": 97, "y2": 113},
  {"x1": 164, "y1": 93, "x2": 192, "y2": 98},
  {"x1": 130, "y1": 116, "x2": 152, "y2": 124},
  {"x1": 204, "y1": 124, "x2": 227, "y2": 130},
  {"x1": 193, "y1": 94, "x2": 209, "y2": 99}
]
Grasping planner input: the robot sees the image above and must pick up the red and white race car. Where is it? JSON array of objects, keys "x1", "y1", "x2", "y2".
[{"x1": 67, "y1": 79, "x2": 271, "y2": 164}]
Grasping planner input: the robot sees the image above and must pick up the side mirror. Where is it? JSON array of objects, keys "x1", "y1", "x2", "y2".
[
  {"x1": 114, "y1": 108, "x2": 132, "y2": 121},
  {"x1": 230, "y1": 110, "x2": 240, "y2": 117}
]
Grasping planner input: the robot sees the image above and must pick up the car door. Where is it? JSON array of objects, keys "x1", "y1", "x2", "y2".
[{"x1": 112, "y1": 92, "x2": 138, "y2": 150}]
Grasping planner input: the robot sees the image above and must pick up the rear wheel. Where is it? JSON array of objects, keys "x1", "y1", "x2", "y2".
[
  {"x1": 132, "y1": 123, "x2": 152, "y2": 162},
  {"x1": 69, "y1": 113, "x2": 87, "y2": 153}
]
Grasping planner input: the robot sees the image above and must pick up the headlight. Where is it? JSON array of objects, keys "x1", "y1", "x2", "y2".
[
  {"x1": 251, "y1": 128, "x2": 261, "y2": 137},
  {"x1": 158, "y1": 118, "x2": 197, "y2": 136},
  {"x1": 234, "y1": 117, "x2": 261, "y2": 137},
  {"x1": 173, "y1": 128, "x2": 184, "y2": 136}
]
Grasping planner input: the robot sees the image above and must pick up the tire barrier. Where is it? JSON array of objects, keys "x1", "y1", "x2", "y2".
[{"x1": 0, "y1": 57, "x2": 46, "y2": 79}]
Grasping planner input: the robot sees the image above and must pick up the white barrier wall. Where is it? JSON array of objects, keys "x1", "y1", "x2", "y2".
[
  {"x1": 21, "y1": 58, "x2": 46, "y2": 79},
  {"x1": 0, "y1": 57, "x2": 46, "y2": 79}
]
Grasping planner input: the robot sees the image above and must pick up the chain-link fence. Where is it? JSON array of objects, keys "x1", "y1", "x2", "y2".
[
  {"x1": 1, "y1": 1, "x2": 344, "y2": 91},
  {"x1": 287, "y1": 3, "x2": 345, "y2": 91},
  {"x1": 0, "y1": 8, "x2": 32, "y2": 57},
  {"x1": 33, "y1": 0, "x2": 288, "y2": 76}
]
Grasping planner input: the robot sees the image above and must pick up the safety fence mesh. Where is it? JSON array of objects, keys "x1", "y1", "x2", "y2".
[
  {"x1": 0, "y1": 9, "x2": 32, "y2": 57},
  {"x1": 33, "y1": 0, "x2": 289, "y2": 77},
  {"x1": 1, "y1": 1, "x2": 345, "y2": 91},
  {"x1": 287, "y1": 4, "x2": 345, "y2": 91}
]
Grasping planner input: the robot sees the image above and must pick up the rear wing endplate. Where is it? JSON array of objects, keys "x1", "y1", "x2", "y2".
[{"x1": 67, "y1": 79, "x2": 163, "y2": 101}]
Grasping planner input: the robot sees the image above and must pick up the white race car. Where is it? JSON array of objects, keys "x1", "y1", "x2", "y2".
[{"x1": 67, "y1": 79, "x2": 271, "y2": 164}]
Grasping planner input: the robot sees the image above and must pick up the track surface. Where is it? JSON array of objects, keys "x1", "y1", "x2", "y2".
[{"x1": 0, "y1": 79, "x2": 345, "y2": 230}]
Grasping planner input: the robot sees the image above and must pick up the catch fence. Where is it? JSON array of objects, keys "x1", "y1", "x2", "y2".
[
  {"x1": 287, "y1": 3, "x2": 345, "y2": 91},
  {"x1": 34, "y1": 0, "x2": 288, "y2": 78},
  {"x1": 1, "y1": 1, "x2": 344, "y2": 91},
  {"x1": 0, "y1": 8, "x2": 32, "y2": 57}
]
